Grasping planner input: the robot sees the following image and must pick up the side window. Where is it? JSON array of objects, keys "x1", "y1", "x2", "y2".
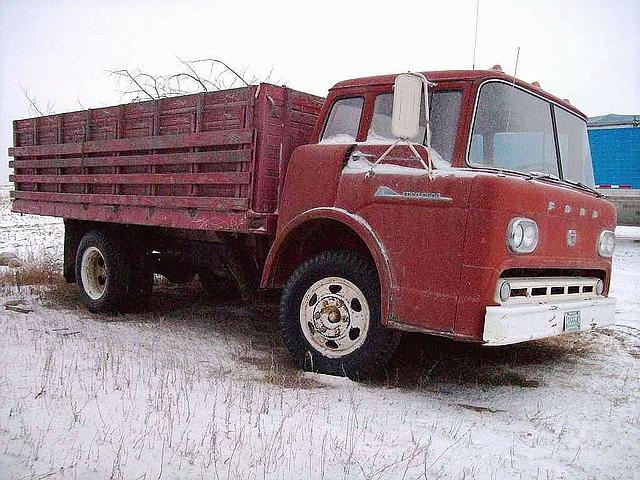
[
  {"x1": 320, "y1": 97, "x2": 364, "y2": 143},
  {"x1": 366, "y1": 91, "x2": 462, "y2": 164},
  {"x1": 553, "y1": 106, "x2": 596, "y2": 186},
  {"x1": 368, "y1": 94, "x2": 425, "y2": 144}
]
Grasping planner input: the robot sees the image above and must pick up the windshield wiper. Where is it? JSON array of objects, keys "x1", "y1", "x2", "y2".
[
  {"x1": 563, "y1": 179, "x2": 603, "y2": 197},
  {"x1": 525, "y1": 171, "x2": 602, "y2": 197},
  {"x1": 525, "y1": 171, "x2": 560, "y2": 181}
]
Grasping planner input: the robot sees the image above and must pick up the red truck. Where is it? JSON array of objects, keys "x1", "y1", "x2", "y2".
[{"x1": 8, "y1": 69, "x2": 617, "y2": 377}]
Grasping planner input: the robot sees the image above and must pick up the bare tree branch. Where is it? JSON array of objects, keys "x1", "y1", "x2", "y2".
[
  {"x1": 105, "y1": 57, "x2": 279, "y2": 103},
  {"x1": 21, "y1": 85, "x2": 45, "y2": 116},
  {"x1": 22, "y1": 57, "x2": 278, "y2": 118},
  {"x1": 187, "y1": 58, "x2": 250, "y2": 86},
  {"x1": 106, "y1": 69, "x2": 155, "y2": 100},
  {"x1": 176, "y1": 56, "x2": 208, "y2": 92},
  {"x1": 136, "y1": 73, "x2": 161, "y2": 98}
]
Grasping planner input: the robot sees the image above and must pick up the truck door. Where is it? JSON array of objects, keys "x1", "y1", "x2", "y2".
[{"x1": 334, "y1": 91, "x2": 471, "y2": 334}]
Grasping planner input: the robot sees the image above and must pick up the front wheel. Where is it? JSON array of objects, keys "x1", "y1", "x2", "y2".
[{"x1": 279, "y1": 251, "x2": 401, "y2": 379}]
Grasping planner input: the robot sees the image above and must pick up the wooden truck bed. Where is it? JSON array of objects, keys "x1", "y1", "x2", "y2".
[{"x1": 8, "y1": 84, "x2": 324, "y2": 235}]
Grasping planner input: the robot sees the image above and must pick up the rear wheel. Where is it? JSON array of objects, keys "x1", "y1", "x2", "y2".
[
  {"x1": 75, "y1": 231, "x2": 130, "y2": 313},
  {"x1": 279, "y1": 250, "x2": 401, "y2": 379}
]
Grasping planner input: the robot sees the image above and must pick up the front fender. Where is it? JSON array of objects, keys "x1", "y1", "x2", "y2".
[{"x1": 261, "y1": 207, "x2": 395, "y2": 324}]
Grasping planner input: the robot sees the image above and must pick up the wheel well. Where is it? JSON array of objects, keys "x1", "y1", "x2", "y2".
[{"x1": 269, "y1": 218, "x2": 377, "y2": 287}]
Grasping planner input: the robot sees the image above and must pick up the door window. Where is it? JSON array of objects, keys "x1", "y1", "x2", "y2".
[{"x1": 366, "y1": 91, "x2": 462, "y2": 163}]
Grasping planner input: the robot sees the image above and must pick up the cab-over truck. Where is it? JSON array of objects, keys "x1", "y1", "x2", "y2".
[{"x1": 9, "y1": 69, "x2": 617, "y2": 377}]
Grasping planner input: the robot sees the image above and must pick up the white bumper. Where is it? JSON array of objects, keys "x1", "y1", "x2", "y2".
[{"x1": 483, "y1": 297, "x2": 616, "y2": 346}]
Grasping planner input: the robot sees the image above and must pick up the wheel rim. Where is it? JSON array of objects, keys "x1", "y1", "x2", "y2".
[
  {"x1": 299, "y1": 276, "x2": 370, "y2": 358},
  {"x1": 81, "y1": 246, "x2": 108, "y2": 300}
]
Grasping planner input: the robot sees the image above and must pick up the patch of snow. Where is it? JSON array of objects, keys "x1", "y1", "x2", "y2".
[
  {"x1": 343, "y1": 147, "x2": 451, "y2": 176},
  {"x1": 0, "y1": 183, "x2": 64, "y2": 262},
  {"x1": 318, "y1": 133, "x2": 357, "y2": 145},
  {"x1": 0, "y1": 182, "x2": 638, "y2": 479}
]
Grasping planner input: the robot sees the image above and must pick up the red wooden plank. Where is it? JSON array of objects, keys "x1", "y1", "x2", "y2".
[
  {"x1": 8, "y1": 129, "x2": 252, "y2": 157},
  {"x1": 11, "y1": 199, "x2": 264, "y2": 234},
  {"x1": 10, "y1": 172, "x2": 250, "y2": 185},
  {"x1": 11, "y1": 190, "x2": 248, "y2": 211},
  {"x1": 9, "y1": 149, "x2": 251, "y2": 169}
]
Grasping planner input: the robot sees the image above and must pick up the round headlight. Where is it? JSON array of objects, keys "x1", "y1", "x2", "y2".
[
  {"x1": 597, "y1": 230, "x2": 615, "y2": 258},
  {"x1": 595, "y1": 279, "x2": 604, "y2": 295},
  {"x1": 507, "y1": 218, "x2": 538, "y2": 254},
  {"x1": 512, "y1": 224, "x2": 524, "y2": 248},
  {"x1": 522, "y1": 223, "x2": 537, "y2": 249},
  {"x1": 499, "y1": 281, "x2": 511, "y2": 302}
]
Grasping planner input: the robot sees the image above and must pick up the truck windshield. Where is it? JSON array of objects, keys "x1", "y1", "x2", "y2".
[{"x1": 469, "y1": 82, "x2": 595, "y2": 187}]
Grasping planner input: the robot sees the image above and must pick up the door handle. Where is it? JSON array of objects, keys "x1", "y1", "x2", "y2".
[{"x1": 350, "y1": 150, "x2": 376, "y2": 161}]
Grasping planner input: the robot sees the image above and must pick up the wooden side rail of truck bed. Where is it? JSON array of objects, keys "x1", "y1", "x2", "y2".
[{"x1": 9, "y1": 84, "x2": 324, "y2": 234}]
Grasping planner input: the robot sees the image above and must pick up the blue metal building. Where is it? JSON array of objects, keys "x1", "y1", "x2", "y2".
[{"x1": 588, "y1": 114, "x2": 640, "y2": 188}]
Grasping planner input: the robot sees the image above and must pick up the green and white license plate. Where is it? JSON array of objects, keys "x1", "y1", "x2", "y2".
[{"x1": 563, "y1": 311, "x2": 581, "y2": 332}]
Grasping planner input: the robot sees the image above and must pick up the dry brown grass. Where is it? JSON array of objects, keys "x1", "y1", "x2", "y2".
[
  {"x1": 0, "y1": 254, "x2": 79, "y2": 310},
  {"x1": 363, "y1": 331, "x2": 599, "y2": 391},
  {"x1": 0, "y1": 255, "x2": 64, "y2": 287}
]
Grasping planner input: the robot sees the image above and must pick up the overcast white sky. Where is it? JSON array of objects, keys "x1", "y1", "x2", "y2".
[{"x1": 1, "y1": 0, "x2": 639, "y2": 181}]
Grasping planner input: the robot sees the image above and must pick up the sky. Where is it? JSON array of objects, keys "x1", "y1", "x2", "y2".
[{"x1": 1, "y1": 0, "x2": 639, "y2": 182}]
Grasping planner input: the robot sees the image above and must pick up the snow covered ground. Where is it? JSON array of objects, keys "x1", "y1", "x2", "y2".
[
  {"x1": 0, "y1": 183, "x2": 639, "y2": 480},
  {"x1": 0, "y1": 182, "x2": 64, "y2": 262}
]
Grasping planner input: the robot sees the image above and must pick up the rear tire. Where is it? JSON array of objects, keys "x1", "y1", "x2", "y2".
[
  {"x1": 279, "y1": 250, "x2": 401, "y2": 379},
  {"x1": 75, "y1": 231, "x2": 130, "y2": 313}
]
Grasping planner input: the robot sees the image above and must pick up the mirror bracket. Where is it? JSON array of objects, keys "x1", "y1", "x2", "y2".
[
  {"x1": 365, "y1": 140, "x2": 435, "y2": 179},
  {"x1": 366, "y1": 72, "x2": 437, "y2": 180}
]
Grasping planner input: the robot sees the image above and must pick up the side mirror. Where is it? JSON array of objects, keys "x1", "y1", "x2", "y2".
[
  {"x1": 365, "y1": 72, "x2": 435, "y2": 180},
  {"x1": 392, "y1": 73, "x2": 423, "y2": 139}
]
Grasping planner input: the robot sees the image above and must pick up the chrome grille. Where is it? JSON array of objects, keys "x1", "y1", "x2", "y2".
[{"x1": 495, "y1": 277, "x2": 602, "y2": 305}]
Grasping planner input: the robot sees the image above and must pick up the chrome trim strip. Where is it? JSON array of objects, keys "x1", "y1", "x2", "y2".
[
  {"x1": 374, "y1": 186, "x2": 400, "y2": 197},
  {"x1": 374, "y1": 186, "x2": 453, "y2": 202}
]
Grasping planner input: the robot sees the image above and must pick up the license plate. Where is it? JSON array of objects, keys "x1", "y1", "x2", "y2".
[{"x1": 563, "y1": 311, "x2": 581, "y2": 332}]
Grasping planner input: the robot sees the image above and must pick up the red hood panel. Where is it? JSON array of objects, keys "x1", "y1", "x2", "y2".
[{"x1": 464, "y1": 173, "x2": 616, "y2": 268}]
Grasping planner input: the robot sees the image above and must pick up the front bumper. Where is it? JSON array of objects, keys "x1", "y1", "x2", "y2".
[{"x1": 483, "y1": 297, "x2": 616, "y2": 346}]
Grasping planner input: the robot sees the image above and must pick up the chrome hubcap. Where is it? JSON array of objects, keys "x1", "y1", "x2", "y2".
[{"x1": 300, "y1": 277, "x2": 370, "y2": 358}]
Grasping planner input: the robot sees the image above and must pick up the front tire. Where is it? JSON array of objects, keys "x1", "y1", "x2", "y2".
[
  {"x1": 279, "y1": 251, "x2": 401, "y2": 379},
  {"x1": 75, "y1": 231, "x2": 130, "y2": 313}
]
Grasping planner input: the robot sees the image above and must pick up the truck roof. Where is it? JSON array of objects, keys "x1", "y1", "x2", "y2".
[{"x1": 330, "y1": 69, "x2": 586, "y2": 119}]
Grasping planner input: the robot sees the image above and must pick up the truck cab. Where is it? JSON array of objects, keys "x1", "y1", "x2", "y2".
[{"x1": 264, "y1": 70, "x2": 616, "y2": 375}]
